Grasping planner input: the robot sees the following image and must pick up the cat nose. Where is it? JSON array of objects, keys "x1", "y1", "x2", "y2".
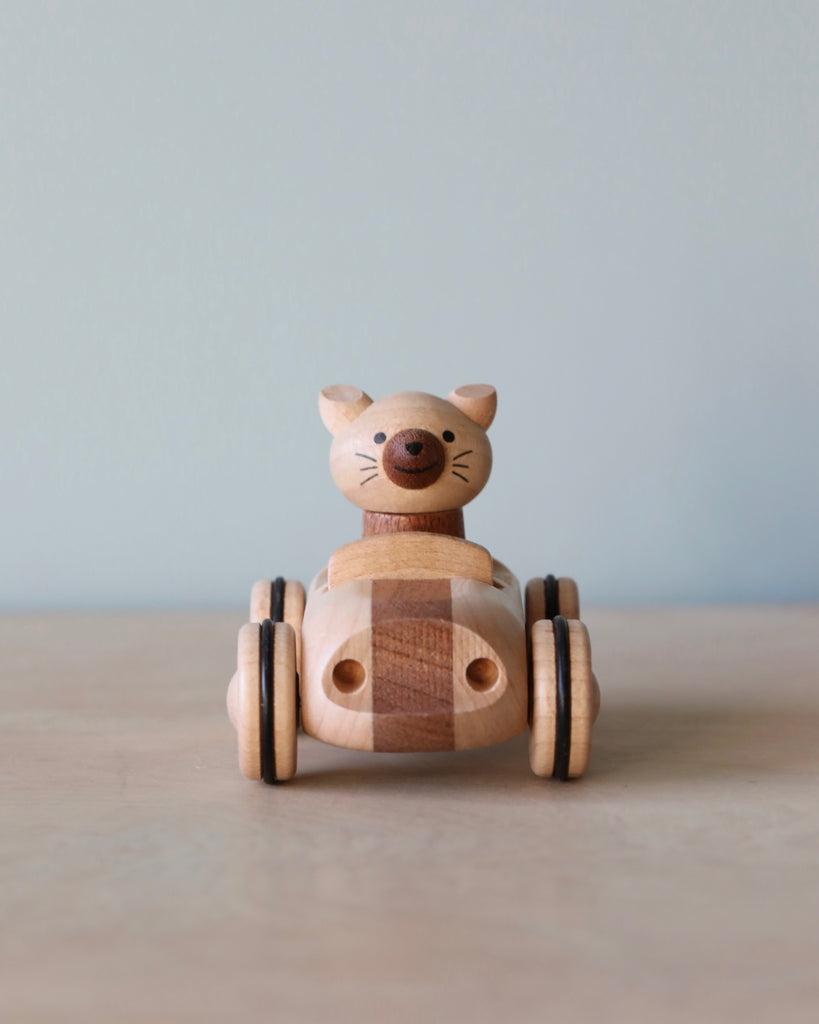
[{"x1": 384, "y1": 428, "x2": 445, "y2": 489}]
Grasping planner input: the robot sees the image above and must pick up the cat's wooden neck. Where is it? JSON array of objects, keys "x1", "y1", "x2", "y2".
[{"x1": 362, "y1": 509, "x2": 465, "y2": 539}]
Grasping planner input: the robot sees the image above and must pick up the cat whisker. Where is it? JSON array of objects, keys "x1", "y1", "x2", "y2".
[
  {"x1": 355, "y1": 452, "x2": 378, "y2": 462},
  {"x1": 453, "y1": 450, "x2": 473, "y2": 461},
  {"x1": 451, "y1": 464, "x2": 470, "y2": 469},
  {"x1": 360, "y1": 465, "x2": 380, "y2": 471},
  {"x1": 452, "y1": 471, "x2": 469, "y2": 482},
  {"x1": 360, "y1": 473, "x2": 379, "y2": 485}
]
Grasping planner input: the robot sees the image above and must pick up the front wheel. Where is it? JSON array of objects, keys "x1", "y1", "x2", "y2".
[
  {"x1": 227, "y1": 620, "x2": 298, "y2": 783},
  {"x1": 528, "y1": 616, "x2": 599, "y2": 780}
]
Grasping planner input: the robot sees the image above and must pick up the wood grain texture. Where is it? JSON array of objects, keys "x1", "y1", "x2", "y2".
[
  {"x1": 371, "y1": 579, "x2": 454, "y2": 752},
  {"x1": 328, "y1": 532, "x2": 493, "y2": 588},
  {"x1": 4, "y1": 608, "x2": 819, "y2": 1024},
  {"x1": 362, "y1": 508, "x2": 465, "y2": 538}
]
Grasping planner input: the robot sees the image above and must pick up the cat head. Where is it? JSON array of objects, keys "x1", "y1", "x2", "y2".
[{"x1": 319, "y1": 385, "x2": 496, "y2": 514}]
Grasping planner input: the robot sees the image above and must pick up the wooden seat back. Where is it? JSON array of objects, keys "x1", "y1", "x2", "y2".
[{"x1": 327, "y1": 533, "x2": 494, "y2": 589}]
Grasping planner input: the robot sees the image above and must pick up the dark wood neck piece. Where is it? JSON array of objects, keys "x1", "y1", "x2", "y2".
[{"x1": 362, "y1": 509, "x2": 465, "y2": 539}]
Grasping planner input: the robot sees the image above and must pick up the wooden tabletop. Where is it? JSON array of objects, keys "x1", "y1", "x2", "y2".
[{"x1": 3, "y1": 607, "x2": 818, "y2": 1023}]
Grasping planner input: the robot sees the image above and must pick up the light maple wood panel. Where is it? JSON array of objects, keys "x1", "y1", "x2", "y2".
[
  {"x1": 327, "y1": 532, "x2": 494, "y2": 588},
  {"x1": 2, "y1": 607, "x2": 819, "y2": 1024}
]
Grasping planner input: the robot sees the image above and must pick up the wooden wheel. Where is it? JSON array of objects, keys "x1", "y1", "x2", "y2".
[
  {"x1": 528, "y1": 616, "x2": 599, "y2": 780},
  {"x1": 228, "y1": 622, "x2": 262, "y2": 780},
  {"x1": 525, "y1": 575, "x2": 580, "y2": 632},
  {"x1": 226, "y1": 620, "x2": 298, "y2": 782},
  {"x1": 249, "y1": 577, "x2": 305, "y2": 669},
  {"x1": 260, "y1": 620, "x2": 298, "y2": 783}
]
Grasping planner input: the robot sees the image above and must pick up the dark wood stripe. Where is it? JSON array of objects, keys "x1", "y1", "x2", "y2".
[
  {"x1": 371, "y1": 579, "x2": 454, "y2": 752},
  {"x1": 371, "y1": 578, "x2": 452, "y2": 622},
  {"x1": 362, "y1": 509, "x2": 465, "y2": 539}
]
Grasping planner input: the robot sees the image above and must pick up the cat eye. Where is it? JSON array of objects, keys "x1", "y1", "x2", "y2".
[
  {"x1": 443, "y1": 430, "x2": 455, "y2": 442},
  {"x1": 373, "y1": 432, "x2": 387, "y2": 444}
]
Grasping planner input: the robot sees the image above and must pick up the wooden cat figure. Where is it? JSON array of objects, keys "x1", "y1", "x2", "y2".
[{"x1": 227, "y1": 384, "x2": 600, "y2": 783}]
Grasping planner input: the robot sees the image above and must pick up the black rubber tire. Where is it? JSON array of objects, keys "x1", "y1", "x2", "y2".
[{"x1": 552, "y1": 615, "x2": 572, "y2": 781}]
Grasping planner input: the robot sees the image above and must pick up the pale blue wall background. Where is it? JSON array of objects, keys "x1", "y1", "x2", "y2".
[{"x1": 2, "y1": 1, "x2": 817, "y2": 609}]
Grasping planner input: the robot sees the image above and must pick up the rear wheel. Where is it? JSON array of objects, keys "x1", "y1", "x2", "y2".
[
  {"x1": 249, "y1": 577, "x2": 305, "y2": 670},
  {"x1": 525, "y1": 575, "x2": 580, "y2": 631}
]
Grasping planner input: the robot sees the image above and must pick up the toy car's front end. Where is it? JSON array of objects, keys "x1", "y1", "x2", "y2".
[{"x1": 300, "y1": 562, "x2": 528, "y2": 753}]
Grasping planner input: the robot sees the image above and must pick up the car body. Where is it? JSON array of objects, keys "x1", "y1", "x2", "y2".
[{"x1": 300, "y1": 537, "x2": 527, "y2": 754}]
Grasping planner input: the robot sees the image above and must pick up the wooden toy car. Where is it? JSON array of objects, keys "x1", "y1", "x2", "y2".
[{"x1": 227, "y1": 385, "x2": 600, "y2": 783}]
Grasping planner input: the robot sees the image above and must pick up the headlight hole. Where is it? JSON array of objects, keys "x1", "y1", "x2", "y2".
[
  {"x1": 465, "y1": 658, "x2": 499, "y2": 692},
  {"x1": 332, "y1": 659, "x2": 367, "y2": 693}
]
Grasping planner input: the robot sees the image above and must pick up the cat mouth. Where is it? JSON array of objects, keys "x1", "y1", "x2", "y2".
[{"x1": 393, "y1": 461, "x2": 441, "y2": 475}]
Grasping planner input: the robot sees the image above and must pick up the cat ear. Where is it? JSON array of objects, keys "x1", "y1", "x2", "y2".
[
  {"x1": 447, "y1": 384, "x2": 497, "y2": 430},
  {"x1": 319, "y1": 385, "x2": 374, "y2": 435}
]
